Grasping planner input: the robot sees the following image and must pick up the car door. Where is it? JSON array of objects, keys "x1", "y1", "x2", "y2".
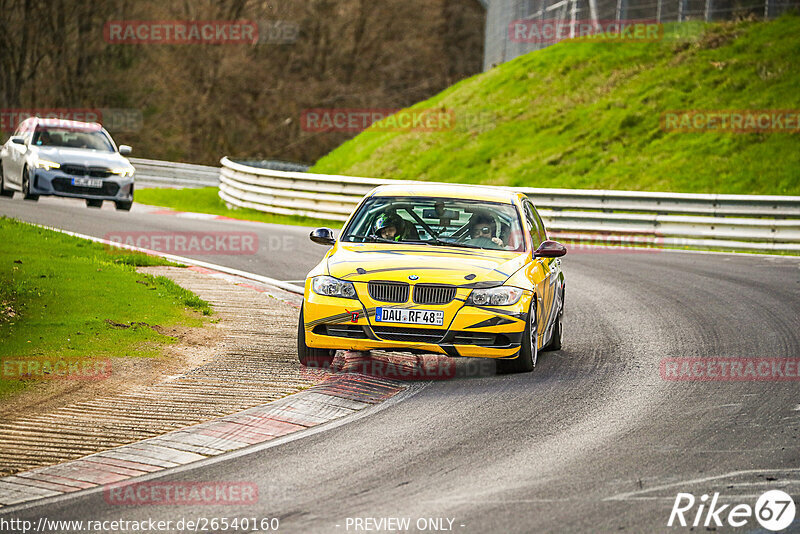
[
  {"x1": 532, "y1": 202, "x2": 563, "y2": 343},
  {"x1": 4, "y1": 124, "x2": 29, "y2": 187},
  {"x1": 523, "y1": 199, "x2": 558, "y2": 343}
]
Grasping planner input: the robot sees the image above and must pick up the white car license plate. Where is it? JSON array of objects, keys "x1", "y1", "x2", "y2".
[
  {"x1": 72, "y1": 177, "x2": 103, "y2": 188},
  {"x1": 375, "y1": 307, "x2": 444, "y2": 326}
]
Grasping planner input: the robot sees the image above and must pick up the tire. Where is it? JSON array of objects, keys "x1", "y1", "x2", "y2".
[
  {"x1": 86, "y1": 199, "x2": 103, "y2": 208},
  {"x1": 542, "y1": 285, "x2": 564, "y2": 352},
  {"x1": 297, "y1": 307, "x2": 335, "y2": 368},
  {"x1": 0, "y1": 165, "x2": 13, "y2": 198},
  {"x1": 22, "y1": 167, "x2": 38, "y2": 201},
  {"x1": 496, "y1": 298, "x2": 537, "y2": 374},
  {"x1": 115, "y1": 200, "x2": 133, "y2": 211}
]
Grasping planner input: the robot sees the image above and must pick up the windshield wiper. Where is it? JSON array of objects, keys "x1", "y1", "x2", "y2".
[
  {"x1": 343, "y1": 234, "x2": 486, "y2": 249},
  {"x1": 342, "y1": 234, "x2": 398, "y2": 243},
  {"x1": 420, "y1": 237, "x2": 484, "y2": 249}
]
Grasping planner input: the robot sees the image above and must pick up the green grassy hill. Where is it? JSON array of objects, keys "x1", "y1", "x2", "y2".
[{"x1": 312, "y1": 16, "x2": 800, "y2": 195}]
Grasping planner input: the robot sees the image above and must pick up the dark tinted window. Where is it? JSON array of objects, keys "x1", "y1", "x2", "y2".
[
  {"x1": 342, "y1": 195, "x2": 527, "y2": 251},
  {"x1": 523, "y1": 200, "x2": 544, "y2": 249},
  {"x1": 32, "y1": 126, "x2": 114, "y2": 152},
  {"x1": 531, "y1": 202, "x2": 548, "y2": 244}
]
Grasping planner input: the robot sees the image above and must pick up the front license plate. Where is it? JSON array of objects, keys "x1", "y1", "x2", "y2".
[
  {"x1": 72, "y1": 177, "x2": 103, "y2": 188},
  {"x1": 375, "y1": 307, "x2": 444, "y2": 326}
]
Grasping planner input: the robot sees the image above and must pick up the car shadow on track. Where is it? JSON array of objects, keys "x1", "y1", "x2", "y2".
[{"x1": 300, "y1": 350, "x2": 499, "y2": 383}]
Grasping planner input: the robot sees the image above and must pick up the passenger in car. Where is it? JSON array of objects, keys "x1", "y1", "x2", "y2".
[{"x1": 467, "y1": 214, "x2": 505, "y2": 248}]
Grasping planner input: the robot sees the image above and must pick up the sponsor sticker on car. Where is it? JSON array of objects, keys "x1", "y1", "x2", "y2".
[{"x1": 375, "y1": 307, "x2": 444, "y2": 326}]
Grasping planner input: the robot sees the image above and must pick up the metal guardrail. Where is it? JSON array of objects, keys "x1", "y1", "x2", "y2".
[
  {"x1": 232, "y1": 159, "x2": 310, "y2": 173},
  {"x1": 218, "y1": 156, "x2": 800, "y2": 253},
  {"x1": 132, "y1": 158, "x2": 310, "y2": 188},
  {"x1": 131, "y1": 157, "x2": 220, "y2": 188}
]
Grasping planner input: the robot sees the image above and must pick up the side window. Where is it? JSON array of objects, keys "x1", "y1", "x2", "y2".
[
  {"x1": 531, "y1": 204, "x2": 548, "y2": 244},
  {"x1": 18, "y1": 121, "x2": 33, "y2": 144},
  {"x1": 523, "y1": 201, "x2": 541, "y2": 249}
]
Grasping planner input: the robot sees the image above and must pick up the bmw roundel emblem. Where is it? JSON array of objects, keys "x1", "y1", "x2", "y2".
[{"x1": 409, "y1": 275, "x2": 419, "y2": 281}]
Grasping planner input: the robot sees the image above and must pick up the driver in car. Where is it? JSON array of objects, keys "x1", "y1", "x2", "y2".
[
  {"x1": 35, "y1": 130, "x2": 53, "y2": 146},
  {"x1": 467, "y1": 214, "x2": 505, "y2": 248},
  {"x1": 374, "y1": 213, "x2": 415, "y2": 242}
]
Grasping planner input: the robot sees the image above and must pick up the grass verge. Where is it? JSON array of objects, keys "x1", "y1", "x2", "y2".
[
  {"x1": 0, "y1": 216, "x2": 211, "y2": 399},
  {"x1": 311, "y1": 16, "x2": 800, "y2": 195}
]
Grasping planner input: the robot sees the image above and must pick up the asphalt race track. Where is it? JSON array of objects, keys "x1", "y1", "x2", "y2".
[{"x1": 2, "y1": 196, "x2": 799, "y2": 533}]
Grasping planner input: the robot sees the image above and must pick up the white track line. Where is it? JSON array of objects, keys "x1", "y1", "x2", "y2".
[{"x1": 23, "y1": 221, "x2": 305, "y2": 295}]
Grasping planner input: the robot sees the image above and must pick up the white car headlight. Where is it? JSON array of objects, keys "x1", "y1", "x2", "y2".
[
  {"x1": 467, "y1": 286, "x2": 524, "y2": 306},
  {"x1": 110, "y1": 166, "x2": 135, "y2": 178},
  {"x1": 312, "y1": 276, "x2": 357, "y2": 299},
  {"x1": 35, "y1": 159, "x2": 60, "y2": 170}
]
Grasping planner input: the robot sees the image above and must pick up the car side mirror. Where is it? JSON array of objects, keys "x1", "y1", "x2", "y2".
[
  {"x1": 11, "y1": 137, "x2": 25, "y2": 145},
  {"x1": 118, "y1": 145, "x2": 132, "y2": 155},
  {"x1": 310, "y1": 227, "x2": 336, "y2": 246},
  {"x1": 534, "y1": 240, "x2": 567, "y2": 258}
]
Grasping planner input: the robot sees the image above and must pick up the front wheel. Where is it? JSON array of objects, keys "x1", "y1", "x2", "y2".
[
  {"x1": 0, "y1": 164, "x2": 14, "y2": 198},
  {"x1": 115, "y1": 200, "x2": 132, "y2": 211},
  {"x1": 86, "y1": 199, "x2": 103, "y2": 208},
  {"x1": 22, "y1": 167, "x2": 38, "y2": 201},
  {"x1": 496, "y1": 298, "x2": 537, "y2": 374},
  {"x1": 297, "y1": 308, "x2": 335, "y2": 368},
  {"x1": 541, "y1": 285, "x2": 564, "y2": 352}
]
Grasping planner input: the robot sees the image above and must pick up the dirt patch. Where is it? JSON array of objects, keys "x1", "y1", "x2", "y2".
[{"x1": 0, "y1": 313, "x2": 221, "y2": 421}]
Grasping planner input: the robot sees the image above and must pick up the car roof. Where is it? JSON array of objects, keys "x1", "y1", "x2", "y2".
[
  {"x1": 31, "y1": 117, "x2": 102, "y2": 130},
  {"x1": 370, "y1": 183, "x2": 522, "y2": 204}
]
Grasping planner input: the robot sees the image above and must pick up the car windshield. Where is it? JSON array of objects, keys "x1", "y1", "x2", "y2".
[
  {"x1": 341, "y1": 195, "x2": 526, "y2": 252},
  {"x1": 32, "y1": 127, "x2": 115, "y2": 152}
]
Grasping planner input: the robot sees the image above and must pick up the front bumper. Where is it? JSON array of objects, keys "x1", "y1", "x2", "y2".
[
  {"x1": 29, "y1": 168, "x2": 134, "y2": 201},
  {"x1": 303, "y1": 280, "x2": 531, "y2": 359}
]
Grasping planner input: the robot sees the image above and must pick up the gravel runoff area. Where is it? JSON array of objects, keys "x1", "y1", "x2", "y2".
[{"x1": 0, "y1": 266, "x2": 313, "y2": 477}]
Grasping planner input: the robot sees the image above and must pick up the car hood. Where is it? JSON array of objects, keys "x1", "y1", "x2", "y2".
[
  {"x1": 33, "y1": 146, "x2": 130, "y2": 168},
  {"x1": 327, "y1": 243, "x2": 528, "y2": 286}
]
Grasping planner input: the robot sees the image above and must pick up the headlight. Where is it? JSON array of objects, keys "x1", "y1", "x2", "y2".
[
  {"x1": 467, "y1": 286, "x2": 524, "y2": 306},
  {"x1": 312, "y1": 276, "x2": 357, "y2": 299},
  {"x1": 35, "y1": 160, "x2": 60, "y2": 170},
  {"x1": 110, "y1": 166, "x2": 135, "y2": 178}
]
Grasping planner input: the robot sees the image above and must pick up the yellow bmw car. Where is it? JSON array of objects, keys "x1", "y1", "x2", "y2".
[{"x1": 298, "y1": 184, "x2": 567, "y2": 374}]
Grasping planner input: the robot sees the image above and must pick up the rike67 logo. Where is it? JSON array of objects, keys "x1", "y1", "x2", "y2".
[{"x1": 669, "y1": 490, "x2": 796, "y2": 531}]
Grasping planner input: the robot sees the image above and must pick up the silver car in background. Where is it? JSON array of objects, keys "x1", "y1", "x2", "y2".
[{"x1": 0, "y1": 117, "x2": 135, "y2": 210}]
